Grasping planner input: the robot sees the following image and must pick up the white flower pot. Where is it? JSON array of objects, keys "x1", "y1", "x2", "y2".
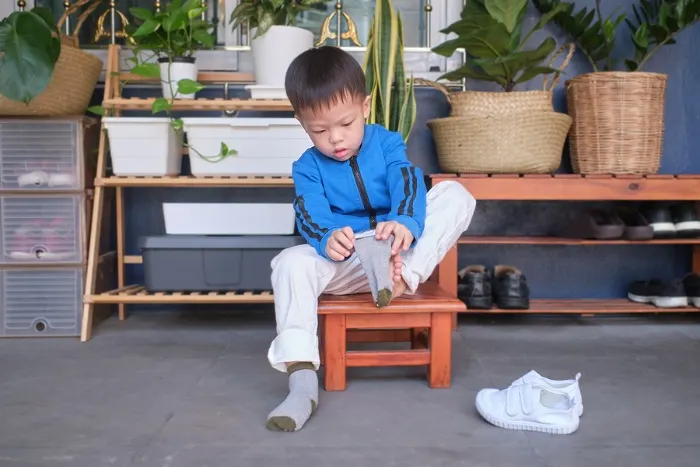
[
  {"x1": 158, "y1": 57, "x2": 198, "y2": 99},
  {"x1": 103, "y1": 117, "x2": 183, "y2": 176},
  {"x1": 181, "y1": 117, "x2": 312, "y2": 176},
  {"x1": 250, "y1": 25, "x2": 314, "y2": 88}
]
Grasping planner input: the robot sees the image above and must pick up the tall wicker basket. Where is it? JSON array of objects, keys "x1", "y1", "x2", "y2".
[
  {"x1": 566, "y1": 72, "x2": 668, "y2": 174},
  {"x1": 0, "y1": 1, "x2": 103, "y2": 117}
]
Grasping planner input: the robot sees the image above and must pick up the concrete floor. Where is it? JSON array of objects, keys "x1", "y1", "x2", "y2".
[{"x1": 1, "y1": 310, "x2": 699, "y2": 467}]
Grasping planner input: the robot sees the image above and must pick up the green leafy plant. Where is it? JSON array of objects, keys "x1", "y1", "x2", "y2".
[
  {"x1": 0, "y1": 7, "x2": 61, "y2": 103},
  {"x1": 431, "y1": 0, "x2": 569, "y2": 91},
  {"x1": 229, "y1": 0, "x2": 329, "y2": 39},
  {"x1": 364, "y1": 0, "x2": 416, "y2": 143},
  {"x1": 89, "y1": 1, "x2": 236, "y2": 162},
  {"x1": 533, "y1": 0, "x2": 700, "y2": 72}
]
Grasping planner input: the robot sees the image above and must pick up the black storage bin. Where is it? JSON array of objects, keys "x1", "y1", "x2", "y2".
[{"x1": 140, "y1": 235, "x2": 306, "y2": 292}]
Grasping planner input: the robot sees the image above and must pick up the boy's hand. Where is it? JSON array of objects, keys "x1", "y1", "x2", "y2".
[
  {"x1": 375, "y1": 221, "x2": 414, "y2": 255},
  {"x1": 326, "y1": 226, "x2": 355, "y2": 261}
]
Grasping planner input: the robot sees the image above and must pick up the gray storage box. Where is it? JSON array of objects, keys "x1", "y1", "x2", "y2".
[{"x1": 140, "y1": 235, "x2": 306, "y2": 292}]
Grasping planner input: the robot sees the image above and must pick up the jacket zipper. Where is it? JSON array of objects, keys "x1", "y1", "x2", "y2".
[{"x1": 349, "y1": 155, "x2": 377, "y2": 229}]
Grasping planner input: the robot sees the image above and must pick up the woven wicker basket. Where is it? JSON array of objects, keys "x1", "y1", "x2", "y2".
[
  {"x1": 566, "y1": 71, "x2": 668, "y2": 174},
  {"x1": 417, "y1": 43, "x2": 575, "y2": 117},
  {"x1": 427, "y1": 112, "x2": 573, "y2": 174},
  {"x1": 0, "y1": 1, "x2": 103, "y2": 116}
]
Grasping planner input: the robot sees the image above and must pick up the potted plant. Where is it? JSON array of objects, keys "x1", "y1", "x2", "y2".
[
  {"x1": 229, "y1": 0, "x2": 327, "y2": 94},
  {"x1": 126, "y1": 0, "x2": 216, "y2": 99},
  {"x1": 0, "y1": 6, "x2": 102, "y2": 116},
  {"x1": 363, "y1": 0, "x2": 417, "y2": 143},
  {"x1": 533, "y1": 0, "x2": 700, "y2": 174},
  {"x1": 424, "y1": 0, "x2": 573, "y2": 174},
  {"x1": 93, "y1": 1, "x2": 239, "y2": 177}
]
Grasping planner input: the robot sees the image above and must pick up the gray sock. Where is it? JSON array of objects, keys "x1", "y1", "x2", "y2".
[
  {"x1": 266, "y1": 363, "x2": 318, "y2": 432},
  {"x1": 355, "y1": 234, "x2": 393, "y2": 307}
]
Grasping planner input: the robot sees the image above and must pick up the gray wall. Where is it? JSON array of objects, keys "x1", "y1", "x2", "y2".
[{"x1": 92, "y1": 0, "x2": 700, "y2": 305}]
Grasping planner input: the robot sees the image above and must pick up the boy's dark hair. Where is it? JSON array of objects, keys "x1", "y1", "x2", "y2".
[{"x1": 285, "y1": 46, "x2": 367, "y2": 114}]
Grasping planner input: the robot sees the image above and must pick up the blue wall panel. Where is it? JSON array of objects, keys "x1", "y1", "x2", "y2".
[{"x1": 89, "y1": 0, "x2": 700, "y2": 309}]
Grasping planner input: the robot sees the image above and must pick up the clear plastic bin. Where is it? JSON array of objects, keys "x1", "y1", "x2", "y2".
[
  {"x1": 0, "y1": 267, "x2": 83, "y2": 337},
  {"x1": 0, "y1": 195, "x2": 85, "y2": 264},
  {"x1": 0, "y1": 118, "x2": 91, "y2": 190}
]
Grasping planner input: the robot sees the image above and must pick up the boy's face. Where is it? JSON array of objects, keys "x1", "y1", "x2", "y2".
[{"x1": 295, "y1": 94, "x2": 370, "y2": 162}]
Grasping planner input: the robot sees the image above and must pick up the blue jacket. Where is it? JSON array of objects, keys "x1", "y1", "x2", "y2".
[{"x1": 292, "y1": 124, "x2": 427, "y2": 260}]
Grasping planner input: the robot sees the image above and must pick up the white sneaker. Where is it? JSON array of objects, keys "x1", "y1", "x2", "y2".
[
  {"x1": 511, "y1": 370, "x2": 583, "y2": 416},
  {"x1": 476, "y1": 382, "x2": 580, "y2": 435}
]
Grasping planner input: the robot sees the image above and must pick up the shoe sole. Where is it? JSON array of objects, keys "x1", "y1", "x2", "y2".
[
  {"x1": 462, "y1": 296, "x2": 492, "y2": 310},
  {"x1": 650, "y1": 222, "x2": 676, "y2": 238},
  {"x1": 496, "y1": 297, "x2": 530, "y2": 310},
  {"x1": 689, "y1": 297, "x2": 700, "y2": 308},
  {"x1": 675, "y1": 221, "x2": 700, "y2": 237},
  {"x1": 628, "y1": 293, "x2": 688, "y2": 308},
  {"x1": 475, "y1": 399, "x2": 579, "y2": 435}
]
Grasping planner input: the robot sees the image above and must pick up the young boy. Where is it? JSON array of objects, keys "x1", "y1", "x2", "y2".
[{"x1": 265, "y1": 46, "x2": 476, "y2": 432}]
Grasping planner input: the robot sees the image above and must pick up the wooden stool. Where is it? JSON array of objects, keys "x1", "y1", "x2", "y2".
[{"x1": 318, "y1": 282, "x2": 465, "y2": 391}]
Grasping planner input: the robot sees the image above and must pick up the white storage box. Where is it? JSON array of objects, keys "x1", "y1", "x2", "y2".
[
  {"x1": 0, "y1": 267, "x2": 83, "y2": 337},
  {"x1": 0, "y1": 195, "x2": 84, "y2": 264},
  {"x1": 103, "y1": 117, "x2": 183, "y2": 176},
  {"x1": 0, "y1": 118, "x2": 83, "y2": 190},
  {"x1": 163, "y1": 203, "x2": 296, "y2": 235},
  {"x1": 182, "y1": 118, "x2": 312, "y2": 176}
]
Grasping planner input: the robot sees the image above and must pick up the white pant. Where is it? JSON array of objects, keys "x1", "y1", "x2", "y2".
[{"x1": 266, "y1": 180, "x2": 476, "y2": 372}]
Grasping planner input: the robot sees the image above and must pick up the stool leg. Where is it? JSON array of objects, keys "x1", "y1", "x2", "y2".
[
  {"x1": 428, "y1": 313, "x2": 452, "y2": 388},
  {"x1": 323, "y1": 314, "x2": 347, "y2": 391}
]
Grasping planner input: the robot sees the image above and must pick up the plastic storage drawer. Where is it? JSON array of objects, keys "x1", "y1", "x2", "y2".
[
  {"x1": 0, "y1": 267, "x2": 83, "y2": 337},
  {"x1": 0, "y1": 194, "x2": 85, "y2": 264},
  {"x1": 140, "y1": 235, "x2": 306, "y2": 292},
  {"x1": 0, "y1": 118, "x2": 92, "y2": 190}
]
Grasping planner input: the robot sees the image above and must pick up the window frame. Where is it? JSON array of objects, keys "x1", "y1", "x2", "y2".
[{"x1": 5, "y1": 0, "x2": 464, "y2": 82}]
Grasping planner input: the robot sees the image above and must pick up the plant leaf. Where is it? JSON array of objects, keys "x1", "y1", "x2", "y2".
[
  {"x1": 177, "y1": 78, "x2": 204, "y2": 95},
  {"x1": 0, "y1": 11, "x2": 59, "y2": 103},
  {"x1": 484, "y1": 0, "x2": 528, "y2": 33},
  {"x1": 193, "y1": 29, "x2": 215, "y2": 48},
  {"x1": 152, "y1": 97, "x2": 171, "y2": 114},
  {"x1": 130, "y1": 7, "x2": 154, "y2": 21},
  {"x1": 131, "y1": 62, "x2": 161, "y2": 78},
  {"x1": 133, "y1": 18, "x2": 161, "y2": 36},
  {"x1": 87, "y1": 105, "x2": 106, "y2": 116},
  {"x1": 515, "y1": 65, "x2": 559, "y2": 84}
]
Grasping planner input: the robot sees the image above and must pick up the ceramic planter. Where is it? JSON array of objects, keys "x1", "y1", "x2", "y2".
[
  {"x1": 158, "y1": 56, "x2": 198, "y2": 99},
  {"x1": 181, "y1": 117, "x2": 312, "y2": 176},
  {"x1": 102, "y1": 117, "x2": 183, "y2": 176}
]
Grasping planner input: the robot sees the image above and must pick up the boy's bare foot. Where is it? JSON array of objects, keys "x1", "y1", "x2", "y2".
[{"x1": 377, "y1": 254, "x2": 407, "y2": 307}]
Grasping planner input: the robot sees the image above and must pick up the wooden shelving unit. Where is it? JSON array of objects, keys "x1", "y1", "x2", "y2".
[
  {"x1": 97, "y1": 175, "x2": 294, "y2": 187},
  {"x1": 81, "y1": 45, "x2": 296, "y2": 341},
  {"x1": 429, "y1": 173, "x2": 700, "y2": 315}
]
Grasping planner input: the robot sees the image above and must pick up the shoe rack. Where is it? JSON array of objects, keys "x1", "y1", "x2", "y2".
[
  {"x1": 429, "y1": 173, "x2": 700, "y2": 315},
  {"x1": 0, "y1": 115, "x2": 102, "y2": 337}
]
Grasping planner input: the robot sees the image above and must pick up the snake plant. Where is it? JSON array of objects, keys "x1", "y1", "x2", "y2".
[{"x1": 363, "y1": 0, "x2": 416, "y2": 143}]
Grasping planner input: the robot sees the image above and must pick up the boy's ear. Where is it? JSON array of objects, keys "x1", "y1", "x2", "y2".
[{"x1": 362, "y1": 95, "x2": 371, "y2": 119}]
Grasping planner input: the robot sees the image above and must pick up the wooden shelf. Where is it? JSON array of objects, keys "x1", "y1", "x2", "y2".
[
  {"x1": 458, "y1": 236, "x2": 700, "y2": 245},
  {"x1": 102, "y1": 97, "x2": 292, "y2": 112},
  {"x1": 97, "y1": 175, "x2": 294, "y2": 187},
  {"x1": 86, "y1": 285, "x2": 274, "y2": 304},
  {"x1": 430, "y1": 174, "x2": 700, "y2": 200},
  {"x1": 466, "y1": 299, "x2": 700, "y2": 314}
]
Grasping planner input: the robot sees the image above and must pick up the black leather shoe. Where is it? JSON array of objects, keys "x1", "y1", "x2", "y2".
[
  {"x1": 492, "y1": 265, "x2": 530, "y2": 309},
  {"x1": 458, "y1": 265, "x2": 492, "y2": 309}
]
